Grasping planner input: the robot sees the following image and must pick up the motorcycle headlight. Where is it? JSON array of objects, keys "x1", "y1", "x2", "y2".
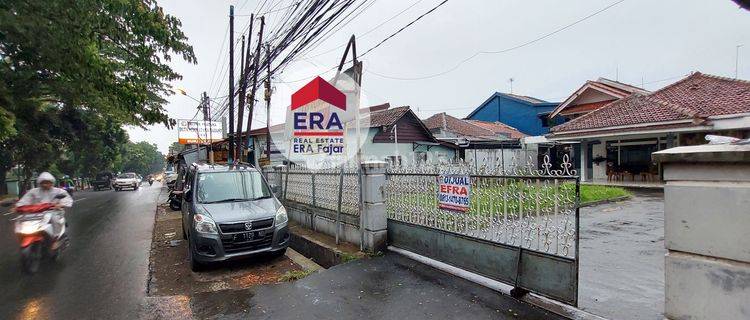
[
  {"x1": 275, "y1": 206, "x2": 288, "y2": 227},
  {"x1": 193, "y1": 213, "x2": 218, "y2": 234},
  {"x1": 17, "y1": 220, "x2": 43, "y2": 234}
]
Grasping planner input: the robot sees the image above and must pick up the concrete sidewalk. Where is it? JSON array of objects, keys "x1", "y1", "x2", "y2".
[{"x1": 186, "y1": 253, "x2": 565, "y2": 320}]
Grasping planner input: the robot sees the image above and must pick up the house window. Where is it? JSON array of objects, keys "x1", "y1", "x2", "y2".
[{"x1": 386, "y1": 155, "x2": 402, "y2": 166}]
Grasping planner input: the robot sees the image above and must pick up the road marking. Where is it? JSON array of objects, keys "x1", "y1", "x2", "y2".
[
  {"x1": 75, "y1": 197, "x2": 88, "y2": 202},
  {"x1": 3, "y1": 212, "x2": 10, "y2": 216}
]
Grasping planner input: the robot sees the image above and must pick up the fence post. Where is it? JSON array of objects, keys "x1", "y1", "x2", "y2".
[
  {"x1": 272, "y1": 165, "x2": 285, "y2": 198},
  {"x1": 654, "y1": 144, "x2": 750, "y2": 320},
  {"x1": 360, "y1": 160, "x2": 388, "y2": 254}
]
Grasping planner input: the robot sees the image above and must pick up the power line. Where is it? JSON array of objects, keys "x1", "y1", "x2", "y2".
[
  {"x1": 358, "y1": 0, "x2": 449, "y2": 58},
  {"x1": 302, "y1": 0, "x2": 426, "y2": 59},
  {"x1": 212, "y1": 0, "x2": 363, "y2": 120},
  {"x1": 365, "y1": 0, "x2": 626, "y2": 81},
  {"x1": 274, "y1": 0, "x2": 451, "y2": 84}
]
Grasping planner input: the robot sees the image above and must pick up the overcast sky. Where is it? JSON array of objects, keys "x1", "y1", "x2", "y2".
[{"x1": 126, "y1": 0, "x2": 750, "y2": 153}]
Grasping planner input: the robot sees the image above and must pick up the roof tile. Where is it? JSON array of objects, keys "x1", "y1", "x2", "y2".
[{"x1": 551, "y1": 72, "x2": 750, "y2": 134}]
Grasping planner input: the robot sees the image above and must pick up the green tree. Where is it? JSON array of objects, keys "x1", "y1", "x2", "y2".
[
  {"x1": 0, "y1": 0, "x2": 196, "y2": 194},
  {"x1": 119, "y1": 141, "x2": 164, "y2": 176},
  {"x1": 168, "y1": 141, "x2": 185, "y2": 156}
]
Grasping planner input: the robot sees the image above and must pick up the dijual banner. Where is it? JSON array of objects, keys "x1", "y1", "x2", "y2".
[{"x1": 437, "y1": 174, "x2": 471, "y2": 212}]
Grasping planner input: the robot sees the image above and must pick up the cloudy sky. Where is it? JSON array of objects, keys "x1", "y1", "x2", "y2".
[{"x1": 127, "y1": 0, "x2": 750, "y2": 153}]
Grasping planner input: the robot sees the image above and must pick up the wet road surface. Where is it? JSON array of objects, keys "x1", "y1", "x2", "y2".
[
  {"x1": 579, "y1": 190, "x2": 665, "y2": 320},
  {"x1": 0, "y1": 184, "x2": 161, "y2": 319}
]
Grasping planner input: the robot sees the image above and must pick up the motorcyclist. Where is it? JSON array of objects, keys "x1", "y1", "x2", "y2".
[{"x1": 14, "y1": 172, "x2": 73, "y2": 245}]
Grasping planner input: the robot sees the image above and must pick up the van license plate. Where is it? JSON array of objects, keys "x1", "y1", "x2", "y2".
[{"x1": 234, "y1": 232, "x2": 254, "y2": 241}]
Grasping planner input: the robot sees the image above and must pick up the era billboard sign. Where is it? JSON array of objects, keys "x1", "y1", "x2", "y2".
[
  {"x1": 437, "y1": 174, "x2": 471, "y2": 212},
  {"x1": 177, "y1": 119, "x2": 223, "y2": 144},
  {"x1": 288, "y1": 77, "x2": 348, "y2": 156}
]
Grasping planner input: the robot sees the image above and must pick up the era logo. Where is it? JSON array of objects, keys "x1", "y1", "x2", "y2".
[{"x1": 293, "y1": 112, "x2": 343, "y2": 130}]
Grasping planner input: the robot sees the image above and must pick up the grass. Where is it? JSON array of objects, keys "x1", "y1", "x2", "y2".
[
  {"x1": 388, "y1": 180, "x2": 630, "y2": 217},
  {"x1": 338, "y1": 252, "x2": 360, "y2": 263},
  {"x1": 279, "y1": 269, "x2": 315, "y2": 282},
  {"x1": 579, "y1": 185, "x2": 631, "y2": 205}
]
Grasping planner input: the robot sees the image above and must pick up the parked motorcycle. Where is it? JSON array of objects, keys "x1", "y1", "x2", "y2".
[
  {"x1": 168, "y1": 189, "x2": 182, "y2": 211},
  {"x1": 12, "y1": 194, "x2": 69, "y2": 274}
]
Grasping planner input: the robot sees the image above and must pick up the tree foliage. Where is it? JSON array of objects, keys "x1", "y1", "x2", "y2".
[
  {"x1": 117, "y1": 141, "x2": 164, "y2": 176},
  {"x1": 0, "y1": 0, "x2": 196, "y2": 128},
  {"x1": 0, "y1": 0, "x2": 195, "y2": 192}
]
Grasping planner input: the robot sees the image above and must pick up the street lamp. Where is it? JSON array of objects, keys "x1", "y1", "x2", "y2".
[{"x1": 171, "y1": 86, "x2": 202, "y2": 104}]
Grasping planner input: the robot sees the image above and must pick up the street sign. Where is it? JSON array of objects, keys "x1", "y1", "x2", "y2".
[
  {"x1": 437, "y1": 174, "x2": 471, "y2": 212},
  {"x1": 177, "y1": 119, "x2": 223, "y2": 144}
]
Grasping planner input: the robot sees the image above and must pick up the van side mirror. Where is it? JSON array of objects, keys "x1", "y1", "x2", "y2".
[
  {"x1": 55, "y1": 194, "x2": 67, "y2": 199},
  {"x1": 184, "y1": 190, "x2": 193, "y2": 202}
]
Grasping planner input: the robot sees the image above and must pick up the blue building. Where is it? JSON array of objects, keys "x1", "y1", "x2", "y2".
[{"x1": 464, "y1": 93, "x2": 560, "y2": 136}]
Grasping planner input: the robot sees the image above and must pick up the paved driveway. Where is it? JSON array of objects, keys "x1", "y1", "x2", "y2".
[
  {"x1": 184, "y1": 253, "x2": 565, "y2": 320},
  {"x1": 578, "y1": 190, "x2": 665, "y2": 320}
]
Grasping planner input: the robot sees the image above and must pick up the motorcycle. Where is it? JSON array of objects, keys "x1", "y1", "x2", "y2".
[
  {"x1": 148, "y1": 177, "x2": 154, "y2": 186},
  {"x1": 12, "y1": 194, "x2": 69, "y2": 274},
  {"x1": 168, "y1": 189, "x2": 182, "y2": 211}
]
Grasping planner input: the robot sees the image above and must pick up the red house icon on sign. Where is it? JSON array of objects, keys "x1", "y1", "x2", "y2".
[{"x1": 291, "y1": 77, "x2": 346, "y2": 111}]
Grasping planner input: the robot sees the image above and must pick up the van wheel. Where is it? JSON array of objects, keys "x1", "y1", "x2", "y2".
[
  {"x1": 188, "y1": 241, "x2": 204, "y2": 272},
  {"x1": 272, "y1": 248, "x2": 287, "y2": 258}
]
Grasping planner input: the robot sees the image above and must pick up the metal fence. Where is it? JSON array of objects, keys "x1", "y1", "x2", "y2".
[
  {"x1": 384, "y1": 154, "x2": 580, "y2": 305},
  {"x1": 266, "y1": 164, "x2": 361, "y2": 217}
]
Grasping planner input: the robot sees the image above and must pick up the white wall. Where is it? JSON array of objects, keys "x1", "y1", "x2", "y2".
[
  {"x1": 592, "y1": 142, "x2": 607, "y2": 180},
  {"x1": 464, "y1": 147, "x2": 533, "y2": 172}
]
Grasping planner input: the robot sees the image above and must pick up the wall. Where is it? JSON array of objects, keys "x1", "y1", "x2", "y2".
[
  {"x1": 372, "y1": 111, "x2": 434, "y2": 143},
  {"x1": 467, "y1": 94, "x2": 557, "y2": 136},
  {"x1": 360, "y1": 128, "x2": 456, "y2": 164},
  {"x1": 654, "y1": 144, "x2": 750, "y2": 320},
  {"x1": 591, "y1": 142, "x2": 607, "y2": 180},
  {"x1": 464, "y1": 146, "x2": 532, "y2": 172}
]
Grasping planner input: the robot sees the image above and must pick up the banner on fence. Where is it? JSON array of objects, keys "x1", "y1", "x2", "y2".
[{"x1": 437, "y1": 174, "x2": 471, "y2": 212}]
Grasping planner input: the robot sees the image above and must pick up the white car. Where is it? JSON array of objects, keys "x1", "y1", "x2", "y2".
[
  {"x1": 113, "y1": 173, "x2": 140, "y2": 191},
  {"x1": 164, "y1": 171, "x2": 178, "y2": 186}
]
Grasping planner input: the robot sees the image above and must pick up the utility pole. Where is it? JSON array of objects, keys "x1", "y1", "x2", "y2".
[
  {"x1": 201, "y1": 92, "x2": 209, "y2": 120},
  {"x1": 202, "y1": 92, "x2": 215, "y2": 164},
  {"x1": 237, "y1": 14, "x2": 254, "y2": 162},
  {"x1": 509, "y1": 78, "x2": 514, "y2": 94},
  {"x1": 265, "y1": 43, "x2": 272, "y2": 162},
  {"x1": 228, "y1": 5, "x2": 236, "y2": 163},
  {"x1": 245, "y1": 16, "x2": 264, "y2": 166},
  {"x1": 736, "y1": 44, "x2": 743, "y2": 79},
  {"x1": 237, "y1": 35, "x2": 246, "y2": 162}
]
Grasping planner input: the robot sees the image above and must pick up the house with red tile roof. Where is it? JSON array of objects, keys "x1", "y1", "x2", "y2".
[
  {"x1": 548, "y1": 78, "x2": 649, "y2": 120},
  {"x1": 357, "y1": 106, "x2": 457, "y2": 164},
  {"x1": 548, "y1": 72, "x2": 750, "y2": 182},
  {"x1": 217, "y1": 104, "x2": 457, "y2": 166},
  {"x1": 422, "y1": 113, "x2": 529, "y2": 170}
]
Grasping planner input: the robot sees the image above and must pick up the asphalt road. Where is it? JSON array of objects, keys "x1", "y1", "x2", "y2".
[{"x1": 0, "y1": 183, "x2": 161, "y2": 320}]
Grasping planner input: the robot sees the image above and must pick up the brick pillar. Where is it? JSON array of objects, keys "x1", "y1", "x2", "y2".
[
  {"x1": 654, "y1": 144, "x2": 750, "y2": 320},
  {"x1": 360, "y1": 160, "x2": 388, "y2": 254}
]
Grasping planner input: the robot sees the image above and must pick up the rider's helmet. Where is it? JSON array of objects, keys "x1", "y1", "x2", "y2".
[{"x1": 36, "y1": 172, "x2": 56, "y2": 185}]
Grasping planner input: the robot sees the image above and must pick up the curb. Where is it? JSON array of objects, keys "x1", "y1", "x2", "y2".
[
  {"x1": 285, "y1": 248, "x2": 324, "y2": 272},
  {"x1": 579, "y1": 195, "x2": 631, "y2": 208}
]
